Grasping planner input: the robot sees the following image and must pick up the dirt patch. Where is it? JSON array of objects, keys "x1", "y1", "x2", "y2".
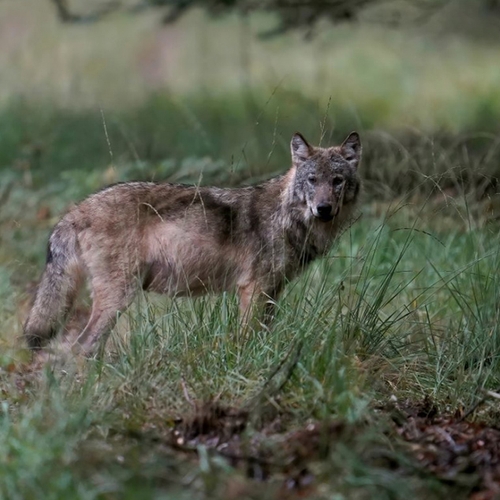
[
  {"x1": 169, "y1": 401, "x2": 346, "y2": 493},
  {"x1": 392, "y1": 399, "x2": 500, "y2": 499},
  {"x1": 168, "y1": 398, "x2": 500, "y2": 498}
]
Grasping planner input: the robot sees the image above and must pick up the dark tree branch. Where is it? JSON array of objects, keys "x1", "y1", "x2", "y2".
[
  {"x1": 50, "y1": 0, "x2": 122, "y2": 23},
  {"x1": 51, "y1": 0, "x2": 76, "y2": 21},
  {"x1": 48, "y1": 0, "x2": 497, "y2": 37}
]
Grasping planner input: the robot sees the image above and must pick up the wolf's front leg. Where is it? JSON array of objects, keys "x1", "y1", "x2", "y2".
[
  {"x1": 237, "y1": 282, "x2": 259, "y2": 328},
  {"x1": 237, "y1": 283, "x2": 279, "y2": 331}
]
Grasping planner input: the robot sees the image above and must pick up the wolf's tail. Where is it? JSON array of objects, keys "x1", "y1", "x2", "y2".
[{"x1": 23, "y1": 221, "x2": 82, "y2": 349}]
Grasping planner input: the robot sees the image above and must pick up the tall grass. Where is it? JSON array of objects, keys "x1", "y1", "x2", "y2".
[{"x1": 1, "y1": 167, "x2": 499, "y2": 497}]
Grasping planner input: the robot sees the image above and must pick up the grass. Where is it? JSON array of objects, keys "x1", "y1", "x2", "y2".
[
  {"x1": 1, "y1": 87, "x2": 499, "y2": 500},
  {"x1": 1, "y1": 154, "x2": 500, "y2": 497}
]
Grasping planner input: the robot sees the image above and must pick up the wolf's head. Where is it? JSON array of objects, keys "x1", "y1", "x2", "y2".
[{"x1": 289, "y1": 132, "x2": 362, "y2": 222}]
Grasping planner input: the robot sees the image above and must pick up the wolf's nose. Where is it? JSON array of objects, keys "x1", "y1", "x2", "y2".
[{"x1": 317, "y1": 203, "x2": 333, "y2": 218}]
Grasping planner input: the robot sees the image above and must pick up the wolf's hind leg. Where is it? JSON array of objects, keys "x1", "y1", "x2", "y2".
[{"x1": 73, "y1": 277, "x2": 137, "y2": 357}]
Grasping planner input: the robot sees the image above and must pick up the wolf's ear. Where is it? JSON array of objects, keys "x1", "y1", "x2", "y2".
[
  {"x1": 291, "y1": 133, "x2": 312, "y2": 162},
  {"x1": 340, "y1": 132, "x2": 362, "y2": 168}
]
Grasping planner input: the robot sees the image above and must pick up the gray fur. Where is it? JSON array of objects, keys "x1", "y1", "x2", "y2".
[{"x1": 23, "y1": 132, "x2": 362, "y2": 356}]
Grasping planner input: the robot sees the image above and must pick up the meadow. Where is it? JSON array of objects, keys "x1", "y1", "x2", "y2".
[{"x1": 1, "y1": 1, "x2": 500, "y2": 498}]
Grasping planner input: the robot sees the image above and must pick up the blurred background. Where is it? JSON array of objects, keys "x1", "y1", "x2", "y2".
[
  {"x1": 1, "y1": 1, "x2": 500, "y2": 166},
  {"x1": 1, "y1": 0, "x2": 500, "y2": 268}
]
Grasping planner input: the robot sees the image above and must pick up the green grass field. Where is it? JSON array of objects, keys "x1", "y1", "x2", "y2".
[
  {"x1": 2, "y1": 1, "x2": 500, "y2": 498},
  {"x1": 2, "y1": 149, "x2": 500, "y2": 498}
]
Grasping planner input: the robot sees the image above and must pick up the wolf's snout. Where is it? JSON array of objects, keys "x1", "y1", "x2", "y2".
[{"x1": 316, "y1": 203, "x2": 334, "y2": 221}]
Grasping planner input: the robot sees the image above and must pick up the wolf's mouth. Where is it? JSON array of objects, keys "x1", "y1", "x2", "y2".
[
  {"x1": 316, "y1": 213, "x2": 334, "y2": 222},
  {"x1": 312, "y1": 205, "x2": 340, "y2": 222}
]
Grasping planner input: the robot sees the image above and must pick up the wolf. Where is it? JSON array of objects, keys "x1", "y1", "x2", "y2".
[{"x1": 23, "y1": 131, "x2": 362, "y2": 356}]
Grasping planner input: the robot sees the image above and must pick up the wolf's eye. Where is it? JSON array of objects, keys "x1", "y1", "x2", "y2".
[
  {"x1": 307, "y1": 175, "x2": 317, "y2": 184},
  {"x1": 332, "y1": 177, "x2": 343, "y2": 187}
]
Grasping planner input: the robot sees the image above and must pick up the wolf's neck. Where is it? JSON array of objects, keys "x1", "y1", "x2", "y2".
[{"x1": 275, "y1": 180, "x2": 329, "y2": 266}]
